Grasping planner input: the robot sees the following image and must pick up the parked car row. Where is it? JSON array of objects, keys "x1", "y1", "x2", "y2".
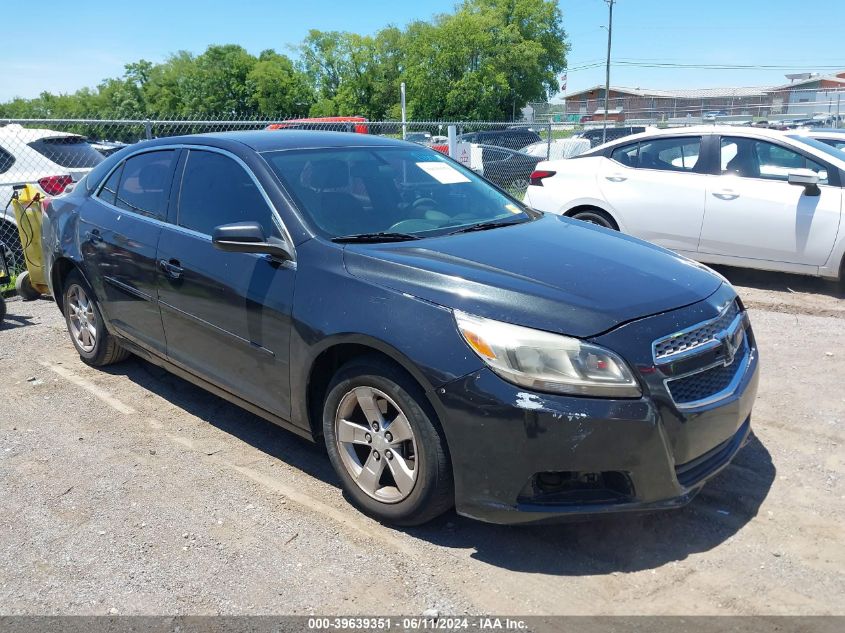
[{"x1": 525, "y1": 125, "x2": 845, "y2": 281}]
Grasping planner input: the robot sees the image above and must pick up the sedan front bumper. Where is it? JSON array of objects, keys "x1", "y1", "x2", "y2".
[{"x1": 436, "y1": 342, "x2": 759, "y2": 525}]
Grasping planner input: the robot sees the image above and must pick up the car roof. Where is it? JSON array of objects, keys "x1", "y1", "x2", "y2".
[
  {"x1": 587, "y1": 124, "x2": 801, "y2": 152},
  {"x1": 141, "y1": 130, "x2": 411, "y2": 153},
  {"x1": 803, "y1": 128, "x2": 845, "y2": 136},
  {"x1": 0, "y1": 123, "x2": 83, "y2": 142}
]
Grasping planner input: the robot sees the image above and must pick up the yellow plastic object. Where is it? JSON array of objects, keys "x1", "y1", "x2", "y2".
[{"x1": 11, "y1": 184, "x2": 50, "y2": 294}]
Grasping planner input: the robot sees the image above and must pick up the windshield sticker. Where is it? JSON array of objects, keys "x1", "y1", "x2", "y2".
[
  {"x1": 416, "y1": 161, "x2": 471, "y2": 184},
  {"x1": 505, "y1": 203, "x2": 522, "y2": 214}
]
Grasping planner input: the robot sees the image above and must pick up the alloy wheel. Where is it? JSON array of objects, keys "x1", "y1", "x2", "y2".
[
  {"x1": 334, "y1": 386, "x2": 418, "y2": 503},
  {"x1": 67, "y1": 284, "x2": 97, "y2": 353}
]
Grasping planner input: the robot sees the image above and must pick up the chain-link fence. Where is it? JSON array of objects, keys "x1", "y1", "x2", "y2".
[
  {"x1": 1, "y1": 117, "x2": 582, "y2": 275},
  {"x1": 531, "y1": 84, "x2": 845, "y2": 128}
]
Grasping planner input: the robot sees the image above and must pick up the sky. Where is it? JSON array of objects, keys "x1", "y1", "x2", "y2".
[{"x1": 2, "y1": 0, "x2": 844, "y2": 102}]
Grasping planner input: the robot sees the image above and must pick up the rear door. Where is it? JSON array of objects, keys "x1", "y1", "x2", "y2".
[
  {"x1": 157, "y1": 148, "x2": 295, "y2": 418},
  {"x1": 700, "y1": 136, "x2": 842, "y2": 266},
  {"x1": 597, "y1": 134, "x2": 709, "y2": 252},
  {"x1": 79, "y1": 149, "x2": 178, "y2": 354}
]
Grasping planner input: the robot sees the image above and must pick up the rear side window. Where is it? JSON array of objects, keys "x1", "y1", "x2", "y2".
[
  {"x1": 114, "y1": 150, "x2": 177, "y2": 218},
  {"x1": 610, "y1": 143, "x2": 639, "y2": 167},
  {"x1": 27, "y1": 136, "x2": 104, "y2": 168},
  {"x1": 97, "y1": 164, "x2": 123, "y2": 206},
  {"x1": 177, "y1": 150, "x2": 277, "y2": 238},
  {"x1": 611, "y1": 137, "x2": 701, "y2": 172},
  {"x1": 0, "y1": 146, "x2": 14, "y2": 174}
]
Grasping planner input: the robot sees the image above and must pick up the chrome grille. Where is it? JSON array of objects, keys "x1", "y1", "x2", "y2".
[
  {"x1": 666, "y1": 339, "x2": 748, "y2": 406},
  {"x1": 653, "y1": 301, "x2": 740, "y2": 362}
]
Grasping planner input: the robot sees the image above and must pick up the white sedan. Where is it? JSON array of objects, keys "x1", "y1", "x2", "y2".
[{"x1": 524, "y1": 126, "x2": 845, "y2": 281}]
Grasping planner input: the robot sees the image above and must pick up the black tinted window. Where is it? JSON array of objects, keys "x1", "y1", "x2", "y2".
[
  {"x1": 28, "y1": 136, "x2": 104, "y2": 168},
  {"x1": 115, "y1": 150, "x2": 177, "y2": 218},
  {"x1": 610, "y1": 143, "x2": 638, "y2": 166},
  {"x1": 0, "y1": 147, "x2": 14, "y2": 174},
  {"x1": 178, "y1": 151, "x2": 276, "y2": 237},
  {"x1": 97, "y1": 164, "x2": 123, "y2": 206}
]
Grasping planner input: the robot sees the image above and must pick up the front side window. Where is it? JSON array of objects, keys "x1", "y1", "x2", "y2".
[
  {"x1": 721, "y1": 137, "x2": 828, "y2": 184},
  {"x1": 178, "y1": 150, "x2": 277, "y2": 238},
  {"x1": 263, "y1": 146, "x2": 532, "y2": 239},
  {"x1": 114, "y1": 150, "x2": 177, "y2": 218}
]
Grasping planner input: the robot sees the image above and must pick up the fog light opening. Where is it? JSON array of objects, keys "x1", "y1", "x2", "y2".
[{"x1": 519, "y1": 471, "x2": 634, "y2": 505}]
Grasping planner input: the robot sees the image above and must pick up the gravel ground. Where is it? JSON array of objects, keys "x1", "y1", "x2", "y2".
[{"x1": 0, "y1": 266, "x2": 843, "y2": 616}]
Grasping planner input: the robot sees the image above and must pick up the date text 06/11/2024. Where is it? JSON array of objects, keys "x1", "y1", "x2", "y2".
[{"x1": 306, "y1": 617, "x2": 529, "y2": 630}]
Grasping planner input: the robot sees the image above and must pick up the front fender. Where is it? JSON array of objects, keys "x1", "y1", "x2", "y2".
[{"x1": 287, "y1": 239, "x2": 484, "y2": 434}]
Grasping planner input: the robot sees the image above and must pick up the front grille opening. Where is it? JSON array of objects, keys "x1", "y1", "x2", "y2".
[
  {"x1": 654, "y1": 300, "x2": 740, "y2": 360},
  {"x1": 667, "y1": 339, "x2": 748, "y2": 405},
  {"x1": 518, "y1": 471, "x2": 634, "y2": 506}
]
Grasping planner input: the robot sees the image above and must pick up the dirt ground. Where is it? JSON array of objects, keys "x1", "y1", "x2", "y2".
[{"x1": 0, "y1": 265, "x2": 843, "y2": 616}]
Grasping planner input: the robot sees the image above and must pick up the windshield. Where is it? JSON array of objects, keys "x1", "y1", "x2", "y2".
[
  {"x1": 263, "y1": 146, "x2": 533, "y2": 239},
  {"x1": 787, "y1": 135, "x2": 845, "y2": 164}
]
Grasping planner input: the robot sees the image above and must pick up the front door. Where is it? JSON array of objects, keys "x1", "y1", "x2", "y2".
[
  {"x1": 700, "y1": 136, "x2": 842, "y2": 266},
  {"x1": 79, "y1": 149, "x2": 179, "y2": 355},
  {"x1": 598, "y1": 135, "x2": 708, "y2": 253},
  {"x1": 156, "y1": 149, "x2": 295, "y2": 418}
]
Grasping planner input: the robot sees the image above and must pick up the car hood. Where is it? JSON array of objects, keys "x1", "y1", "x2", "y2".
[{"x1": 342, "y1": 214, "x2": 723, "y2": 338}]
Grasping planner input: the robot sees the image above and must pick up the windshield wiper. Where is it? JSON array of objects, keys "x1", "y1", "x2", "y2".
[
  {"x1": 332, "y1": 231, "x2": 422, "y2": 243},
  {"x1": 447, "y1": 217, "x2": 529, "y2": 235}
]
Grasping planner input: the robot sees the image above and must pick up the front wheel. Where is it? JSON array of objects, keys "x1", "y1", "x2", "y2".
[{"x1": 322, "y1": 358, "x2": 453, "y2": 526}]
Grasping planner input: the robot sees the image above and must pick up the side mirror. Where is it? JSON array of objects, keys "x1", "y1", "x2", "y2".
[
  {"x1": 211, "y1": 221, "x2": 293, "y2": 261},
  {"x1": 787, "y1": 168, "x2": 821, "y2": 196}
]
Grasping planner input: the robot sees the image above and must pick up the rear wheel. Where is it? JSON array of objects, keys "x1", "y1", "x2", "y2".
[
  {"x1": 63, "y1": 270, "x2": 130, "y2": 367},
  {"x1": 569, "y1": 208, "x2": 618, "y2": 230},
  {"x1": 322, "y1": 357, "x2": 453, "y2": 526}
]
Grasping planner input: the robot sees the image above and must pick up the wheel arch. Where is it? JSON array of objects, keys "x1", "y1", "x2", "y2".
[
  {"x1": 563, "y1": 204, "x2": 621, "y2": 230},
  {"x1": 302, "y1": 336, "x2": 442, "y2": 442},
  {"x1": 50, "y1": 257, "x2": 91, "y2": 312}
]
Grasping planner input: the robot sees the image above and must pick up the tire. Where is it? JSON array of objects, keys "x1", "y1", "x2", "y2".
[
  {"x1": 569, "y1": 208, "x2": 618, "y2": 230},
  {"x1": 15, "y1": 271, "x2": 41, "y2": 301},
  {"x1": 322, "y1": 357, "x2": 453, "y2": 526},
  {"x1": 62, "y1": 270, "x2": 130, "y2": 367},
  {"x1": 0, "y1": 297, "x2": 6, "y2": 323}
]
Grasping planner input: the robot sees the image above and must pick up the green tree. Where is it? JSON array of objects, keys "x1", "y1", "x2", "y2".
[{"x1": 248, "y1": 50, "x2": 314, "y2": 116}]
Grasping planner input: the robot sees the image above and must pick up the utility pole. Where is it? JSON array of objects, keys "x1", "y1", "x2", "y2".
[{"x1": 602, "y1": 0, "x2": 615, "y2": 145}]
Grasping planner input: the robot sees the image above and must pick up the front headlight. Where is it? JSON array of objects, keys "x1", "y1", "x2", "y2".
[{"x1": 454, "y1": 311, "x2": 641, "y2": 398}]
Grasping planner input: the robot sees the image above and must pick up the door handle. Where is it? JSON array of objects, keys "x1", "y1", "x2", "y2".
[
  {"x1": 158, "y1": 258, "x2": 183, "y2": 280},
  {"x1": 712, "y1": 190, "x2": 739, "y2": 201},
  {"x1": 86, "y1": 229, "x2": 103, "y2": 243},
  {"x1": 605, "y1": 174, "x2": 627, "y2": 182}
]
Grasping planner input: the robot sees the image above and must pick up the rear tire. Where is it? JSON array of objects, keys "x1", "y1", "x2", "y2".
[
  {"x1": 62, "y1": 270, "x2": 130, "y2": 367},
  {"x1": 15, "y1": 271, "x2": 41, "y2": 301},
  {"x1": 569, "y1": 208, "x2": 619, "y2": 230},
  {"x1": 322, "y1": 357, "x2": 453, "y2": 526}
]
